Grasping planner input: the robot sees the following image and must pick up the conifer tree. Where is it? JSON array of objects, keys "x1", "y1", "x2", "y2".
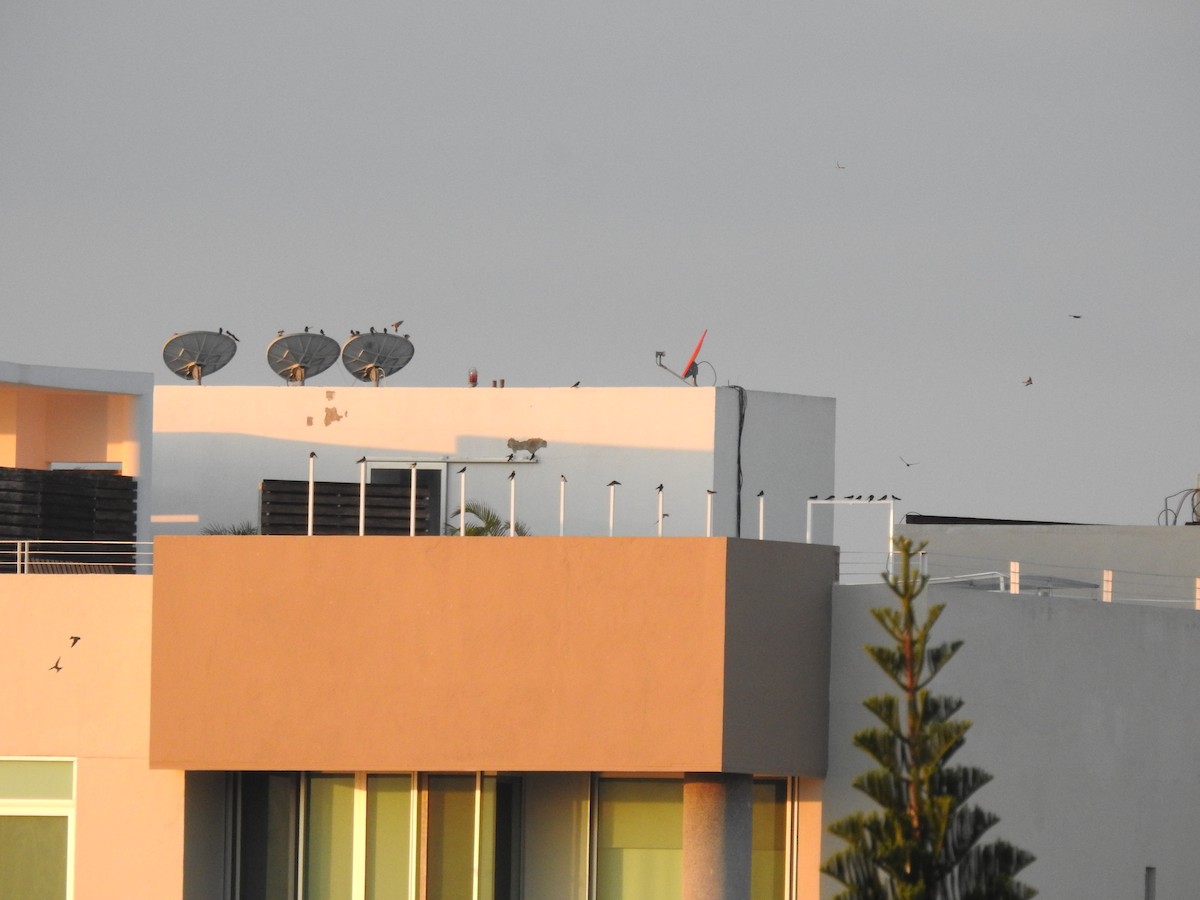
[{"x1": 822, "y1": 536, "x2": 1036, "y2": 899}]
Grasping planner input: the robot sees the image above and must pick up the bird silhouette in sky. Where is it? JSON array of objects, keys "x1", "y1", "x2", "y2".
[
  {"x1": 1069, "y1": 314, "x2": 1082, "y2": 319},
  {"x1": 900, "y1": 456, "x2": 919, "y2": 467},
  {"x1": 1023, "y1": 377, "x2": 1034, "y2": 386},
  {"x1": 50, "y1": 658, "x2": 62, "y2": 672},
  {"x1": 392, "y1": 320, "x2": 403, "y2": 332},
  {"x1": 69, "y1": 636, "x2": 81, "y2": 647},
  {"x1": 608, "y1": 480, "x2": 621, "y2": 487},
  {"x1": 570, "y1": 381, "x2": 580, "y2": 387},
  {"x1": 456, "y1": 466, "x2": 467, "y2": 474},
  {"x1": 656, "y1": 484, "x2": 664, "y2": 492}
]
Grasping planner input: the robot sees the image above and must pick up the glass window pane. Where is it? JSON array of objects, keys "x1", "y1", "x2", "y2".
[
  {"x1": 0, "y1": 760, "x2": 73, "y2": 801},
  {"x1": 751, "y1": 780, "x2": 787, "y2": 900},
  {"x1": 596, "y1": 779, "x2": 682, "y2": 900},
  {"x1": 305, "y1": 774, "x2": 354, "y2": 900},
  {"x1": 426, "y1": 775, "x2": 476, "y2": 900},
  {"x1": 366, "y1": 775, "x2": 413, "y2": 900},
  {"x1": 237, "y1": 772, "x2": 298, "y2": 900},
  {"x1": 0, "y1": 815, "x2": 68, "y2": 900}
]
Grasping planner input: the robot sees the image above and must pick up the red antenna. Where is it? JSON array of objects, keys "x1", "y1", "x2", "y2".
[
  {"x1": 681, "y1": 329, "x2": 707, "y2": 383},
  {"x1": 654, "y1": 329, "x2": 708, "y2": 385}
]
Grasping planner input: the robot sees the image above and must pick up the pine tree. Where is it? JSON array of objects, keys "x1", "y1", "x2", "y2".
[{"x1": 822, "y1": 536, "x2": 1036, "y2": 899}]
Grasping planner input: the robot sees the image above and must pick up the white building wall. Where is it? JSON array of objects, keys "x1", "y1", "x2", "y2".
[
  {"x1": 152, "y1": 385, "x2": 835, "y2": 541},
  {"x1": 822, "y1": 582, "x2": 1200, "y2": 898}
]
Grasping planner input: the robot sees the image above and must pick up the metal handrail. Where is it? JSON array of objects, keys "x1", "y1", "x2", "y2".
[{"x1": 0, "y1": 540, "x2": 153, "y2": 574}]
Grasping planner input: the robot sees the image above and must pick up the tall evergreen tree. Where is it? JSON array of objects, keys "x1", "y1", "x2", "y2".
[{"x1": 822, "y1": 536, "x2": 1036, "y2": 899}]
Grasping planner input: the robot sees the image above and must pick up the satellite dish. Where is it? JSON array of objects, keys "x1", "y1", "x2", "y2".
[
  {"x1": 162, "y1": 331, "x2": 237, "y2": 385},
  {"x1": 267, "y1": 332, "x2": 341, "y2": 385},
  {"x1": 341, "y1": 333, "x2": 414, "y2": 386}
]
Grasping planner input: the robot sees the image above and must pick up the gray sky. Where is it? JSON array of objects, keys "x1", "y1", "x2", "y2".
[{"x1": 2, "y1": 1, "x2": 1198, "y2": 527}]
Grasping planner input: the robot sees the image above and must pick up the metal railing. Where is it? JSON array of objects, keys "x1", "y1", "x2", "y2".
[
  {"x1": 838, "y1": 548, "x2": 1200, "y2": 609},
  {"x1": 0, "y1": 541, "x2": 153, "y2": 575}
]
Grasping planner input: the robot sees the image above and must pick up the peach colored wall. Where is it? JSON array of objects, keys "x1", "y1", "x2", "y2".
[
  {"x1": 0, "y1": 391, "x2": 15, "y2": 466},
  {"x1": 151, "y1": 536, "x2": 833, "y2": 776},
  {"x1": 0, "y1": 385, "x2": 142, "y2": 471},
  {"x1": 0, "y1": 574, "x2": 184, "y2": 899},
  {"x1": 154, "y1": 385, "x2": 717, "y2": 452}
]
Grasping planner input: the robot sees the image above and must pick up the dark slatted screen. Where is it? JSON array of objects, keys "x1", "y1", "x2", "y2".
[
  {"x1": 259, "y1": 478, "x2": 436, "y2": 536},
  {"x1": 0, "y1": 466, "x2": 138, "y2": 572}
]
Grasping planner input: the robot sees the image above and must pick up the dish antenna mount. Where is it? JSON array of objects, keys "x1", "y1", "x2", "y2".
[
  {"x1": 267, "y1": 332, "x2": 341, "y2": 385},
  {"x1": 341, "y1": 332, "x2": 415, "y2": 386},
  {"x1": 162, "y1": 331, "x2": 237, "y2": 385},
  {"x1": 655, "y1": 329, "x2": 707, "y2": 385}
]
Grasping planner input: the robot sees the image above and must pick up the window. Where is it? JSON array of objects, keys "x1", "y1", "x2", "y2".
[
  {"x1": 0, "y1": 758, "x2": 75, "y2": 900},
  {"x1": 595, "y1": 778, "x2": 683, "y2": 900},
  {"x1": 231, "y1": 772, "x2": 517, "y2": 900}
]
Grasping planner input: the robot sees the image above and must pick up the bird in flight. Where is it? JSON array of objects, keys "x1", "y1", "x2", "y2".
[
  {"x1": 570, "y1": 381, "x2": 580, "y2": 388},
  {"x1": 1023, "y1": 377, "x2": 1033, "y2": 386},
  {"x1": 391, "y1": 320, "x2": 403, "y2": 332},
  {"x1": 50, "y1": 658, "x2": 62, "y2": 672},
  {"x1": 656, "y1": 484, "x2": 664, "y2": 492},
  {"x1": 836, "y1": 161, "x2": 846, "y2": 169},
  {"x1": 1069, "y1": 314, "x2": 1082, "y2": 319},
  {"x1": 456, "y1": 466, "x2": 467, "y2": 474},
  {"x1": 69, "y1": 636, "x2": 81, "y2": 647},
  {"x1": 900, "y1": 456, "x2": 918, "y2": 467}
]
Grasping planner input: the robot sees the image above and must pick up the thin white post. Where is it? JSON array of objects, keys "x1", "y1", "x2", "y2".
[
  {"x1": 706, "y1": 490, "x2": 715, "y2": 537},
  {"x1": 657, "y1": 484, "x2": 664, "y2": 537},
  {"x1": 307, "y1": 451, "x2": 317, "y2": 536},
  {"x1": 409, "y1": 463, "x2": 418, "y2": 537},
  {"x1": 508, "y1": 471, "x2": 517, "y2": 537},
  {"x1": 607, "y1": 481, "x2": 620, "y2": 536},
  {"x1": 805, "y1": 499, "x2": 813, "y2": 544},
  {"x1": 559, "y1": 475, "x2": 567, "y2": 537},
  {"x1": 1194, "y1": 577, "x2": 1200, "y2": 611},
  {"x1": 1009, "y1": 560, "x2": 1020, "y2": 594},
  {"x1": 357, "y1": 457, "x2": 367, "y2": 536},
  {"x1": 757, "y1": 491, "x2": 764, "y2": 540},
  {"x1": 1102, "y1": 569, "x2": 1113, "y2": 603},
  {"x1": 458, "y1": 467, "x2": 467, "y2": 537}
]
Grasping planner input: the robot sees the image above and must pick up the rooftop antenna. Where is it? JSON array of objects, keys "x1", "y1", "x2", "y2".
[
  {"x1": 267, "y1": 332, "x2": 340, "y2": 385},
  {"x1": 341, "y1": 332, "x2": 414, "y2": 386},
  {"x1": 162, "y1": 331, "x2": 237, "y2": 385},
  {"x1": 655, "y1": 329, "x2": 707, "y2": 385}
]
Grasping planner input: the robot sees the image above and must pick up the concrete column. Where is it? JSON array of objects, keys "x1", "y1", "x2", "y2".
[{"x1": 682, "y1": 773, "x2": 753, "y2": 900}]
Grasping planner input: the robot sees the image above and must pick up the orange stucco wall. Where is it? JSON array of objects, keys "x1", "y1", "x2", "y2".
[
  {"x1": 0, "y1": 574, "x2": 184, "y2": 900},
  {"x1": 150, "y1": 536, "x2": 834, "y2": 775}
]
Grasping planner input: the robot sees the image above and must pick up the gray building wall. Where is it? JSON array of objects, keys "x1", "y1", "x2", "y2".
[
  {"x1": 822, "y1": 581, "x2": 1200, "y2": 898},
  {"x1": 902, "y1": 523, "x2": 1200, "y2": 606}
]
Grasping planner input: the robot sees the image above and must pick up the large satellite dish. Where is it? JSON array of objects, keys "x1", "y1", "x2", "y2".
[
  {"x1": 162, "y1": 331, "x2": 237, "y2": 385},
  {"x1": 267, "y1": 332, "x2": 341, "y2": 385},
  {"x1": 341, "y1": 332, "x2": 414, "y2": 386}
]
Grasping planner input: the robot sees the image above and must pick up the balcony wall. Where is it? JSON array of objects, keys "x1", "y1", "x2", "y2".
[{"x1": 150, "y1": 536, "x2": 835, "y2": 776}]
